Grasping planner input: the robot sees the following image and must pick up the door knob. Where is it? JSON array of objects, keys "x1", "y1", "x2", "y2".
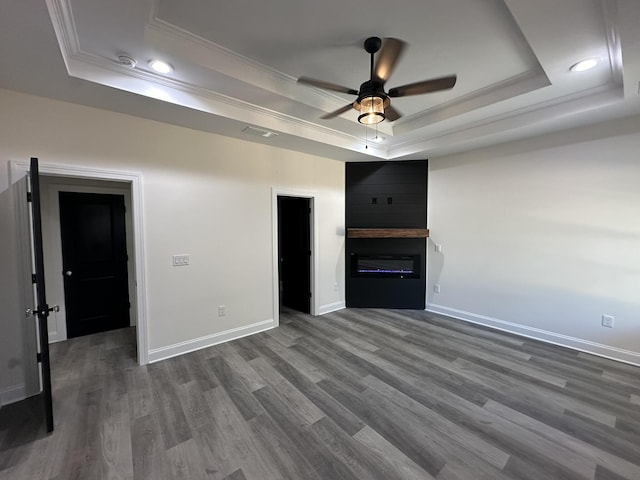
[
  {"x1": 64, "y1": 270, "x2": 73, "y2": 277},
  {"x1": 25, "y1": 305, "x2": 59, "y2": 317}
]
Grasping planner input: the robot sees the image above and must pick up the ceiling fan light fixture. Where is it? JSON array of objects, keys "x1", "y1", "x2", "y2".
[{"x1": 357, "y1": 95, "x2": 386, "y2": 125}]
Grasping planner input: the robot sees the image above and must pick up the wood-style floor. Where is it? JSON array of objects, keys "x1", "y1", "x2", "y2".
[{"x1": 1, "y1": 308, "x2": 640, "y2": 479}]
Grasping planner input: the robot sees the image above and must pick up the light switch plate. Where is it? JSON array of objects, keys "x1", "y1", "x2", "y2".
[{"x1": 172, "y1": 254, "x2": 190, "y2": 266}]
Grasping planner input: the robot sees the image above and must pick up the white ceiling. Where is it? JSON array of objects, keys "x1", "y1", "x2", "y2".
[{"x1": 2, "y1": 0, "x2": 640, "y2": 161}]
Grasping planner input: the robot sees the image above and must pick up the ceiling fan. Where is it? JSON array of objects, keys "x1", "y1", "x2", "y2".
[{"x1": 298, "y1": 36, "x2": 457, "y2": 125}]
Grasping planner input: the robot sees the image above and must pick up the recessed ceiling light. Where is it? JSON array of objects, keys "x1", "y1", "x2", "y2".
[
  {"x1": 570, "y1": 58, "x2": 600, "y2": 72},
  {"x1": 148, "y1": 59, "x2": 173, "y2": 74}
]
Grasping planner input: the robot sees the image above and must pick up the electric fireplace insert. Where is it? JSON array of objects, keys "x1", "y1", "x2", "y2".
[{"x1": 351, "y1": 253, "x2": 420, "y2": 279}]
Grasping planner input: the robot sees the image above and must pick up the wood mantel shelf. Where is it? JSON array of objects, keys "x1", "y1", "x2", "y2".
[{"x1": 347, "y1": 228, "x2": 430, "y2": 239}]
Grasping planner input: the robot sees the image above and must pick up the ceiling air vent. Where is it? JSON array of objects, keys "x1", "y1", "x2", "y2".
[{"x1": 242, "y1": 126, "x2": 278, "y2": 138}]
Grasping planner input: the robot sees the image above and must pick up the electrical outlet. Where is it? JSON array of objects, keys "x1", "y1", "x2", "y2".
[
  {"x1": 434, "y1": 284, "x2": 441, "y2": 293},
  {"x1": 435, "y1": 244, "x2": 442, "y2": 253},
  {"x1": 601, "y1": 315, "x2": 614, "y2": 328},
  {"x1": 218, "y1": 305, "x2": 226, "y2": 317}
]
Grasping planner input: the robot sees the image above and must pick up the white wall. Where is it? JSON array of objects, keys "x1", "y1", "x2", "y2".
[
  {"x1": 428, "y1": 115, "x2": 640, "y2": 364},
  {"x1": 0, "y1": 88, "x2": 345, "y2": 399}
]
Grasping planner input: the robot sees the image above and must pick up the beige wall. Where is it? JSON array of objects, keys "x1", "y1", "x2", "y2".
[
  {"x1": 0, "y1": 89, "x2": 346, "y2": 400},
  {"x1": 428, "y1": 115, "x2": 640, "y2": 364},
  {"x1": 4, "y1": 86, "x2": 639, "y2": 405}
]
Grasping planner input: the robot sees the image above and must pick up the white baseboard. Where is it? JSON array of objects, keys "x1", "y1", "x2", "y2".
[
  {"x1": 318, "y1": 301, "x2": 346, "y2": 315},
  {"x1": 426, "y1": 304, "x2": 640, "y2": 367},
  {"x1": 0, "y1": 384, "x2": 26, "y2": 407},
  {"x1": 148, "y1": 318, "x2": 276, "y2": 364}
]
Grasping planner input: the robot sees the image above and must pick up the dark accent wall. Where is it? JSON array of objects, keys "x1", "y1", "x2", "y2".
[
  {"x1": 346, "y1": 160, "x2": 427, "y2": 228},
  {"x1": 346, "y1": 160, "x2": 427, "y2": 309}
]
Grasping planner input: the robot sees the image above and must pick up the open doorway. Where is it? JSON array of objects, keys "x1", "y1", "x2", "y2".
[
  {"x1": 12, "y1": 161, "x2": 149, "y2": 367},
  {"x1": 278, "y1": 196, "x2": 312, "y2": 314},
  {"x1": 39, "y1": 177, "x2": 138, "y2": 345}
]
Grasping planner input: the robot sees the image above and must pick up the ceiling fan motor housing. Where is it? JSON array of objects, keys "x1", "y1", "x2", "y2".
[
  {"x1": 353, "y1": 79, "x2": 390, "y2": 111},
  {"x1": 364, "y1": 36, "x2": 382, "y2": 54}
]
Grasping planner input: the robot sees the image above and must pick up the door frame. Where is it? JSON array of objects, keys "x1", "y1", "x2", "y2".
[
  {"x1": 271, "y1": 187, "x2": 318, "y2": 325},
  {"x1": 11, "y1": 161, "x2": 150, "y2": 365},
  {"x1": 45, "y1": 183, "x2": 136, "y2": 342}
]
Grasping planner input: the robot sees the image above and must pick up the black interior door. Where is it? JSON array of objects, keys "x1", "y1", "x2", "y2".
[
  {"x1": 29, "y1": 157, "x2": 54, "y2": 432},
  {"x1": 278, "y1": 196, "x2": 311, "y2": 314},
  {"x1": 59, "y1": 192, "x2": 130, "y2": 338}
]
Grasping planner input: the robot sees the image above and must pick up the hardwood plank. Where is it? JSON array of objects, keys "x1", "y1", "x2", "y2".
[
  {"x1": 147, "y1": 361, "x2": 193, "y2": 449},
  {"x1": 97, "y1": 395, "x2": 133, "y2": 479},
  {"x1": 244, "y1": 334, "x2": 328, "y2": 383},
  {"x1": 247, "y1": 356, "x2": 325, "y2": 425},
  {"x1": 484, "y1": 400, "x2": 640, "y2": 480},
  {"x1": 453, "y1": 357, "x2": 618, "y2": 427},
  {"x1": 214, "y1": 342, "x2": 266, "y2": 392},
  {"x1": 253, "y1": 385, "x2": 360, "y2": 480},
  {"x1": 362, "y1": 375, "x2": 510, "y2": 471},
  {"x1": 125, "y1": 366, "x2": 154, "y2": 420},
  {"x1": 271, "y1": 357, "x2": 365, "y2": 436},
  {"x1": 247, "y1": 413, "x2": 323, "y2": 480},
  {"x1": 130, "y1": 413, "x2": 170, "y2": 480},
  {"x1": 311, "y1": 416, "x2": 407, "y2": 480},
  {"x1": 291, "y1": 341, "x2": 369, "y2": 392},
  {"x1": 318, "y1": 376, "x2": 447, "y2": 477},
  {"x1": 4, "y1": 312, "x2": 640, "y2": 480},
  {"x1": 352, "y1": 426, "x2": 436, "y2": 480},
  {"x1": 595, "y1": 464, "x2": 634, "y2": 480},
  {"x1": 207, "y1": 356, "x2": 264, "y2": 421},
  {"x1": 292, "y1": 314, "x2": 380, "y2": 353},
  {"x1": 199, "y1": 386, "x2": 283, "y2": 480},
  {"x1": 166, "y1": 438, "x2": 208, "y2": 480},
  {"x1": 180, "y1": 349, "x2": 220, "y2": 392},
  {"x1": 175, "y1": 381, "x2": 214, "y2": 433},
  {"x1": 222, "y1": 469, "x2": 247, "y2": 480}
]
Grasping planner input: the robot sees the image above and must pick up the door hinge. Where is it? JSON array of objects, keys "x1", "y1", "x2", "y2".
[
  {"x1": 308, "y1": 292, "x2": 312, "y2": 298},
  {"x1": 27, "y1": 191, "x2": 33, "y2": 202},
  {"x1": 37, "y1": 352, "x2": 42, "y2": 363},
  {"x1": 32, "y1": 273, "x2": 37, "y2": 284}
]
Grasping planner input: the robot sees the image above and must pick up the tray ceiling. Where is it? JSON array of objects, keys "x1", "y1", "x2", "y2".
[{"x1": 2, "y1": 0, "x2": 640, "y2": 160}]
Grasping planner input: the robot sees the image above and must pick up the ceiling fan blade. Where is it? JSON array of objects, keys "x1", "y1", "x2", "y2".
[
  {"x1": 320, "y1": 103, "x2": 355, "y2": 119},
  {"x1": 388, "y1": 75, "x2": 457, "y2": 97},
  {"x1": 385, "y1": 105, "x2": 402, "y2": 122},
  {"x1": 298, "y1": 77, "x2": 358, "y2": 95},
  {"x1": 373, "y1": 38, "x2": 407, "y2": 84}
]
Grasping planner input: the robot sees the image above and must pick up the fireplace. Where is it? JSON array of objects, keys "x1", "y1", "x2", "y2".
[
  {"x1": 351, "y1": 253, "x2": 420, "y2": 279},
  {"x1": 345, "y1": 159, "x2": 428, "y2": 309},
  {"x1": 346, "y1": 238, "x2": 426, "y2": 309}
]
